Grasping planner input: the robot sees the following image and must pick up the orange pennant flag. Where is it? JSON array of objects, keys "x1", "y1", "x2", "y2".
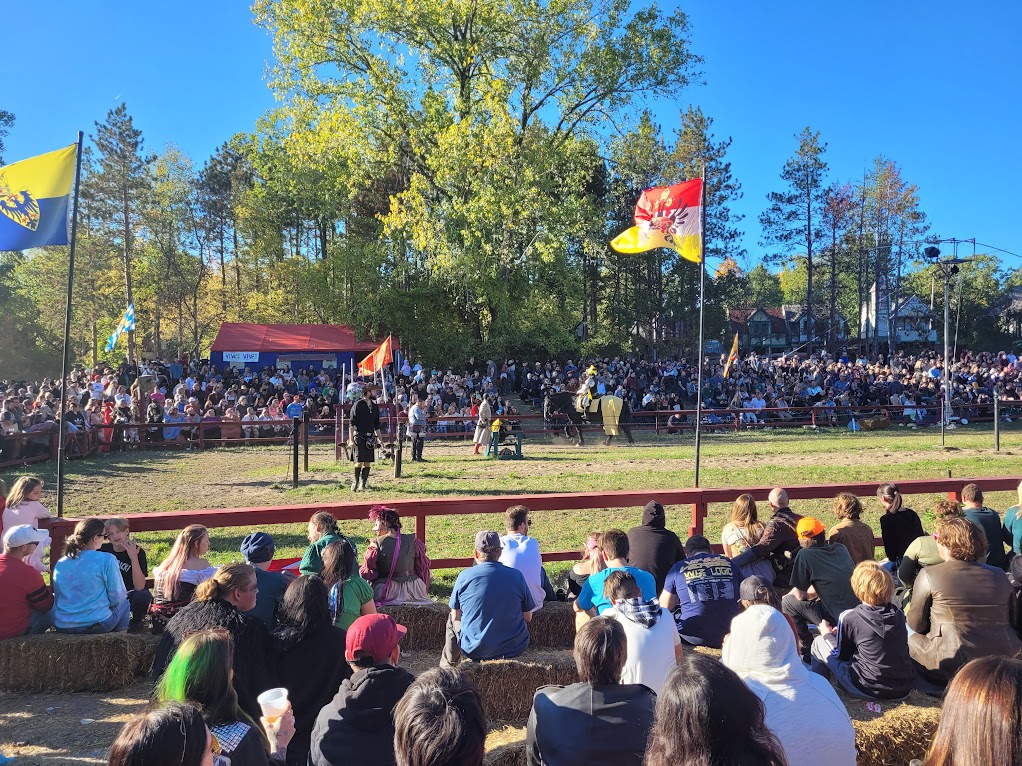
[{"x1": 358, "y1": 335, "x2": 394, "y2": 377}]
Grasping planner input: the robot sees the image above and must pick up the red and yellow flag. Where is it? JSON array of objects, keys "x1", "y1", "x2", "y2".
[
  {"x1": 723, "y1": 333, "x2": 739, "y2": 379},
  {"x1": 610, "y1": 178, "x2": 703, "y2": 263},
  {"x1": 358, "y1": 335, "x2": 394, "y2": 377}
]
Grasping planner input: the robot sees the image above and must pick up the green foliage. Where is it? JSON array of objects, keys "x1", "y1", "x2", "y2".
[
  {"x1": 747, "y1": 264, "x2": 783, "y2": 308},
  {"x1": 0, "y1": 109, "x2": 13, "y2": 165}
]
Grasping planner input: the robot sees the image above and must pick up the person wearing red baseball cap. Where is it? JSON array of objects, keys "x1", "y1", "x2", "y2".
[
  {"x1": 308, "y1": 614, "x2": 415, "y2": 766},
  {"x1": 781, "y1": 516, "x2": 859, "y2": 662}
]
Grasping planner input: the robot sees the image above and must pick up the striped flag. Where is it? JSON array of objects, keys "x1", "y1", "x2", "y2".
[
  {"x1": 105, "y1": 302, "x2": 136, "y2": 352},
  {"x1": 610, "y1": 178, "x2": 703, "y2": 264},
  {"x1": 723, "y1": 332, "x2": 739, "y2": 379}
]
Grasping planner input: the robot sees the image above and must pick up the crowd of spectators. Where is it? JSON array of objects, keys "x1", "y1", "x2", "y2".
[{"x1": 5, "y1": 481, "x2": 1022, "y2": 765}]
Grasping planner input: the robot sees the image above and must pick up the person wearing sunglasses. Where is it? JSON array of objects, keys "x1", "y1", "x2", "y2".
[{"x1": 498, "y1": 505, "x2": 550, "y2": 612}]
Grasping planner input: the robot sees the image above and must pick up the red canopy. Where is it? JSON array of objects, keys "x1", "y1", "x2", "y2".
[{"x1": 211, "y1": 323, "x2": 381, "y2": 353}]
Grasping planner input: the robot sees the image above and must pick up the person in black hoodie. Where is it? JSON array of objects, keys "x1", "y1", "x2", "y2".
[
  {"x1": 625, "y1": 501, "x2": 685, "y2": 592},
  {"x1": 309, "y1": 613, "x2": 415, "y2": 766},
  {"x1": 731, "y1": 488, "x2": 802, "y2": 588},
  {"x1": 150, "y1": 562, "x2": 276, "y2": 722},
  {"x1": 273, "y1": 576, "x2": 350, "y2": 766}
]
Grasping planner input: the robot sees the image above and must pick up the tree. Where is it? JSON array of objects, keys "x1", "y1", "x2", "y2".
[
  {"x1": 0, "y1": 109, "x2": 13, "y2": 165},
  {"x1": 821, "y1": 183, "x2": 855, "y2": 352},
  {"x1": 759, "y1": 127, "x2": 828, "y2": 352},
  {"x1": 747, "y1": 264, "x2": 783, "y2": 307},
  {"x1": 90, "y1": 104, "x2": 152, "y2": 362}
]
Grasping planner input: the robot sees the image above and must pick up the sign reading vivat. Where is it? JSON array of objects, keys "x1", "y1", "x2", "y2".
[{"x1": 223, "y1": 352, "x2": 260, "y2": 362}]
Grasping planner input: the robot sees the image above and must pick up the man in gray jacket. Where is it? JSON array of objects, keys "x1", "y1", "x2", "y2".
[{"x1": 407, "y1": 396, "x2": 428, "y2": 462}]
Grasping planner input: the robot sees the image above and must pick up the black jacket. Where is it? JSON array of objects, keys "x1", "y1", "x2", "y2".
[
  {"x1": 526, "y1": 682, "x2": 656, "y2": 766},
  {"x1": 732, "y1": 507, "x2": 802, "y2": 588},
  {"x1": 626, "y1": 504, "x2": 685, "y2": 593},
  {"x1": 309, "y1": 664, "x2": 416, "y2": 766},
  {"x1": 150, "y1": 598, "x2": 277, "y2": 721}
]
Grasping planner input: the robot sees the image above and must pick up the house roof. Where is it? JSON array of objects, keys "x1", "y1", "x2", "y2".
[
  {"x1": 210, "y1": 323, "x2": 383, "y2": 353},
  {"x1": 989, "y1": 286, "x2": 1022, "y2": 316},
  {"x1": 729, "y1": 308, "x2": 787, "y2": 335}
]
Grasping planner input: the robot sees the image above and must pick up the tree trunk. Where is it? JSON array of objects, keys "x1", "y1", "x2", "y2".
[
  {"x1": 805, "y1": 188, "x2": 814, "y2": 355},
  {"x1": 122, "y1": 193, "x2": 136, "y2": 363}
]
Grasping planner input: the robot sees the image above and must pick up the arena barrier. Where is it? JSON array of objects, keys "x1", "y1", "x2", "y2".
[{"x1": 45, "y1": 476, "x2": 1021, "y2": 572}]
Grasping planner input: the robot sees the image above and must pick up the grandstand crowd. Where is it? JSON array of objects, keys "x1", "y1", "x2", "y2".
[
  {"x1": 3, "y1": 479, "x2": 1022, "y2": 765},
  {"x1": 4, "y1": 347, "x2": 1022, "y2": 463}
]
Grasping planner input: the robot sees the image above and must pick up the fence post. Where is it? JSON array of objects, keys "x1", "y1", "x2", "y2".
[
  {"x1": 994, "y1": 397, "x2": 1001, "y2": 452},
  {"x1": 654, "y1": 411, "x2": 659, "y2": 435},
  {"x1": 415, "y1": 512, "x2": 426, "y2": 544},
  {"x1": 811, "y1": 408, "x2": 817, "y2": 429},
  {"x1": 334, "y1": 405, "x2": 342, "y2": 462},
  {"x1": 688, "y1": 494, "x2": 707, "y2": 539},
  {"x1": 393, "y1": 423, "x2": 403, "y2": 479},
  {"x1": 292, "y1": 417, "x2": 301, "y2": 489},
  {"x1": 303, "y1": 419, "x2": 310, "y2": 472},
  {"x1": 734, "y1": 413, "x2": 740, "y2": 433},
  {"x1": 198, "y1": 420, "x2": 205, "y2": 451}
]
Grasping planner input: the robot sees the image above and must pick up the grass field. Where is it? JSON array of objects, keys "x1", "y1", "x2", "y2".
[{"x1": 4, "y1": 423, "x2": 1019, "y2": 595}]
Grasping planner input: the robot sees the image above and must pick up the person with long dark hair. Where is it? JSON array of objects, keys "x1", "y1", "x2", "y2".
[
  {"x1": 107, "y1": 702, "x2": 213, "y2": 766},
  {"x1": 394, "y1": 667, "x2": 487, "y2": 766},
  {"x1": 156, "y1": 629, "x2": 294, "y2": 765},
  {"x1": 273, "y1": 576, "x2": 350, "y2": 766},
  {"x1": 321, "y1": 539, "x2": 376, "y2": 630},
  {"x1": 876, "y1": 483, "x2": 924, "y2": 567},
  {"x1": 644, "y1": 653, "x2": 787, "y2": 766}
]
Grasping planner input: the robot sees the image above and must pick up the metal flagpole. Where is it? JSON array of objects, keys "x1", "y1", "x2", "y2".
[
  {"x1": 693, "y1": 164, "x2": 707, "y2": 488},
  {"x1": 56, "y1": 132, "x2": 85, "y2": 518}
]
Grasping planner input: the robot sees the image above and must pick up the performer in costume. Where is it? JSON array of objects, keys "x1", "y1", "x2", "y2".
[
  {"x1": 472, "y1": 394, "x2": 493, "y2": 455},
  {"x1": 348, "y1": 382, "x2": 382, "y2": 491},
  {"x1": 584, "y1": 365, "x2": 600, "y2": 405}
]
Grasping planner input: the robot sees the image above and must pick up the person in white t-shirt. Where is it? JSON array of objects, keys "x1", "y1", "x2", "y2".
[
  {"x1": 602, "y1": 570, "x2": 681, "y2": 694},
  {"x1": 498, "y1": 505, "x2": 546, "y2": 612}
]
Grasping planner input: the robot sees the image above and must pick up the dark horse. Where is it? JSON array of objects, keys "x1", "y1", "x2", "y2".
[{"x1": 545, "y1": 391, "x2": 634, "y2": 446}]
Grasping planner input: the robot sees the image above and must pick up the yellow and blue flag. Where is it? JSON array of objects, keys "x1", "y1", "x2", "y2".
[{"x1": 0, "y1": 144, "x2": 76, "y2": 251}]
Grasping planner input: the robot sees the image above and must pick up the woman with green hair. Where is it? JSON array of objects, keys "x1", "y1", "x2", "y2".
[{"x1": 156, "y1": 628, "x2": 294, "y2": 765}]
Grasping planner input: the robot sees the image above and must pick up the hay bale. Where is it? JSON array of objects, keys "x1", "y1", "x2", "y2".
[
  {"x1": 485, "y1": 726, "x2": 527, "y2": 766},
  {"x1": 0, "y1": 632, "x2": 160, "y2": 693},
  {"x1": 838, "y1": 688, "x2": 941, "y2": 766},
  {"x1": 381, "y1": 601, "x2": 449, "y2": 651},
  {"x1": 528, "y1": 602, "x2": 575, "y2": 648},
  {"x1": 462, "y1": 649, "x2": 578, "y2": 722}
]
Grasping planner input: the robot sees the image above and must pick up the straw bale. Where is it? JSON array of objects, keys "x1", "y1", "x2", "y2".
[
  {"x1": 485, "y1": 726, "x2": 527, "y2": 766},
  {"x1": 528, "y1": 602, "x2": 575, "y2": 648},
  {"x1": 462, "y1": 649, "x2": 578, "y2": 722},
  {"x1": 839, "y1": 688, "x2": 941, "y2": 766},
  {"x1": 0, "y1": 632, "x2": 160, "y2": 693},
  {"x1": 381, "y1": 601, "x2": 449, "y2": 650}
]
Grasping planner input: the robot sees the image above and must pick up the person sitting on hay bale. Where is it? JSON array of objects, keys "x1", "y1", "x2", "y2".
[
  {"x1": 52, "y1": 517, "x2": 130, "y2": 635},
  {"x1": 441, "y1": 530, "x2": 534, "y2": 668},
  {"x1": 877, "y1": 482, "x2": 925, "y2": 570},
  {"x1": 810, "y1": 561, "x2": 915, "y2": 701},
  {"x1": 394, "y1": 667, "x2": 487, "y2": 766},
  {"x1": 155, "y1": 629, "x2": 295, "y2": 765},
  {"x1": 908, "y1": 517, "x2": 1022, "y2": 690},
  {"x1": 573, "y1": 529, "x2": 656, "y2": 623},
  {"x1": 730, "y1": 488, "x2": 803, "y2": 589},
  {"x1": 723, "y1": 605, "x2": 856, "y2": 766},
  {"x1": 659, "y1": 535, "x2": 741, "y2": 650},
  {"x1": 567, "y1": 533, "x2": 606, "y2": 600},
  {"x1": 899, "y1": 500, "x2": 965, "y2": 610},
  {"x1": 645, "y1": 653, "x2": 787, "y2": 766},
  {"x1": 310, "y1": 614, "x2": 415, "y2": 766},
  {"x1": 961, "y1": 483, "x2": 1009, "y2": 571},
  {"x1": 151, "y1": 562, "x2": 277, "y2": 722},
  {"x1": 361, "y1": 506, "x2": 431, "y2": 605},
  {"x1": 499, "y1": 505, "x2": 549, "y2": 612},
  {"x1": 149, "y1": 525, "x2": 217, "y2": 634},
  {"x1": 910, "y1": 656, "x2": 1022, "y2": 766},
  {"x1": 100, "y1": 517, "x2": 153, "y2": 632},
  {"x1": 301, "y1": 511, "x2": 357, "y2": 578},
  {"x1": 0, "y1": 524, "x2": 53, "y2": 639},
  {"x1": 626, "y1": 500, "x2": 685, "y2": 593},
  {"x1": 526, "y1": 616, "x2": 656, "y2": 766},
  {"x1": 322, "y1": 539, "x2": 377, "y2": 631},
  {"x1": 827, "y1": 493, "x2": 877, "y2": 566}
]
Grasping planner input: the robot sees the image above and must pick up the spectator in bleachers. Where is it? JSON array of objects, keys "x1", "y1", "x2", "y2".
[
  {"x1": 394, "y1": 667, "x2": 486, "y2": 766},
  {"x1": 877, "y1": 482, "x2": 925, "y2": 568},
  {"x1": 273, "y1": 576, "x2": 349, "y2": 766},
  {"x1": 827, "y1": 492, "x2": 876, "y2": 565},
  {"x1": 151, "y1": 562, "x2": 277, "y2": 721},
  {"x1": 300, "y1": 512, "x2": 351, "y2": 577},
  {"x1": 810, "y1": 561, "x2": 915, "y2": 700},
  {"x1": 781, "y1": 517, "x2": 859, "y2": 660},
  {"x1": 526, "y1": 616, "x2": 656, "y2": 766},
  {"x1": 730, "y1": 488, "x2": 802, "y2": 588},
  {"x1": 150, "y1": 524, "x2": 217, "y2": 633},
  {"x1": 0, "y1": 524, "x2": 53, "y2": 639},
  {"x1": 723, "y1": 605, "x2": 857, "y2": 766},
  {"x1": 567, "y1": 532, "x2": 605, "y2": 600},
  {"x1": 361, "y1": 506, "x2": 431, "y2": 604},
  {"x1": 499, "y1": 505, "x2": 546, "y2": 612},
  {"x1": 573, "y1": 529, "x2": 656, "y2": 621},
  {"x1": 659, "y1": 536, "x2": 741, "y2": 649},
  {"x1": 240, "y1": 532, "x2": 288, "y2": 630},
  {"x1": 602, "y1": 571, "x2": 680, "y2": 694},
  {"x1": 899, "y1": 499, "x2": 965, "y2": 608},
  {"x1": 321, "y1": 539, "x2": 376, "y2": 630},
  {"x1": 961, "y1": 483, "x2": 1008, "y2": 569},
  {"x1": 107, "y1": 702, "x2": 212, "y2": 766},
  {"x1": 913, "y1": 656, "x2": 1022, "y2": 766},
  {"x1": 908, "y1": 517, "x2": 1022, "y2": 688},
  {"x1": 441, "y1": 530, "x2": 534, "y2": 667},
  {"x1": 644, "y1": 653, "x2": 787, "y2": 766},
  {"x1": 156, "y1": 629, "x2": 295, "y2": 765},
  {"x1": 310, "y1": 614, "x2": 415, "y2": 766},
  {"x1": 625, "y1": 500, "x2": 685, "y2": 592},
  {"x1": 53, "y1": 517, "x2": 130, "y2": 634},
  {"x1": 3, "y1": 475, "x2": 52, "y2": 573},
  {"x1": 100, "y1": 518, "x2": 153, "y2": 631},
  {"x1": 721, "y1": 494, "x2": 775, "y2": 581},
  {"x1": 1001, "y1": 480, "x2": 1022, "y2": 556}
]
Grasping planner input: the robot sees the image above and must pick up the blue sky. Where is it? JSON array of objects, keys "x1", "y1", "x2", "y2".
[{"x1": 5, "y1": 1, "x2": 1021, "y2": 269}]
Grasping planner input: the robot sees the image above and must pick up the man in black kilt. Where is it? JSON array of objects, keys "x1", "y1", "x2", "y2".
[{"x1": 349, "y1": 384, "x2": 382, "y2": 491}]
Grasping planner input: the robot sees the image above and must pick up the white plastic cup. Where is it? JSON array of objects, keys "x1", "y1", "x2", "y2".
[{"x1": 257, "y1": 688, "x2": 289, "y2": 722}]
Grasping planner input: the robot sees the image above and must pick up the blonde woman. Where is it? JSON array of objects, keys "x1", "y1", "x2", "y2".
[
  {"x1": 568, "y1": 532, "x2": 606, "y2": 599},
  {"x1": 722, "y1": 495, "x2": 775, "y2": 581},
  {"x1": 149, "y1": 524, "x2": 216, "y2": 633}
]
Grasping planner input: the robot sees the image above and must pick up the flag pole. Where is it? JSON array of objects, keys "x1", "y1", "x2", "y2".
[
  {"x1": 56, "y1": 131, "x2": 85, "y2": 518},
  {"x1": 693, "y1": 164, "x2": 707, "y2": 488}
]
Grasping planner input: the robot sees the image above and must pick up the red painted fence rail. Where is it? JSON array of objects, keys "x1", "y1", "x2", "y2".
[{"x1": 45, "y1": 476, "x2": 1020, "y2": 572}]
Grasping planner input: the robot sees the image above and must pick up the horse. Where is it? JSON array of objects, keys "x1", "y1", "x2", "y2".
[{"x1": 545, "y1": 390, "x2": 634, "y2": 446}]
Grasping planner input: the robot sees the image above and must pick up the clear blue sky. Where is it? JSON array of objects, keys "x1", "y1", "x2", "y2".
[{"x1": 5, "y1": 1, "x2": 1021, "y2": 268}]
